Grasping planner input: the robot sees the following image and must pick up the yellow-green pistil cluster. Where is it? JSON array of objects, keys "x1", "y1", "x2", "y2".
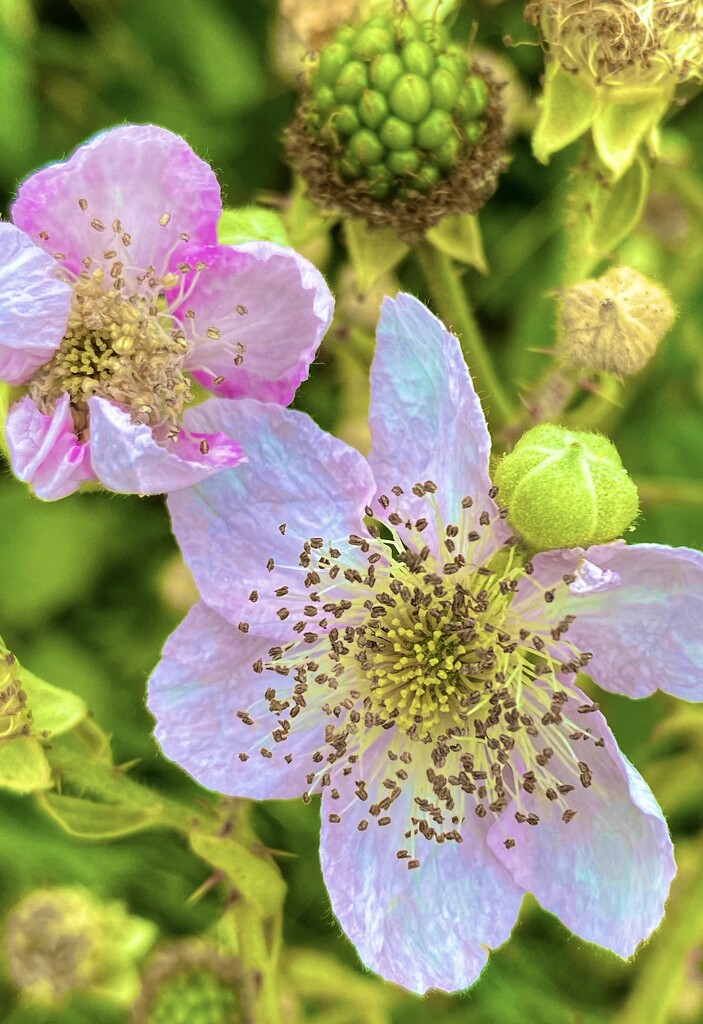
[{"x1": 304, "y1": 14, "x2": 489, "y2": 201}]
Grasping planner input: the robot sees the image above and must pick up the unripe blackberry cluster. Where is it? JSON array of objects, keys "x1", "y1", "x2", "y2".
[
  {"x1": 141, "y1": 967, "x2": 239, "y2": 1024},
  {"x1": 286, "y1": 13, "x2": 506, "y2": 238}
]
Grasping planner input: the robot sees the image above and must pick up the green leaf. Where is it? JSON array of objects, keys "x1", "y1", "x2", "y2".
[
  {"x1": 532, "y1": 62, "x2": 599, "y2": 165},
  {"x1": 344, "y1": 220, "x2": 409, "y2": 294},
  {"x1": 592, "y1": 93, "x2": 669, "y2": 179},
  {"x1": 0, "y1": 737, "x2": 51, "y2": 793},
  {"x1": 426, "y1": 213, "x2": 488, "y2": 273},
  {"x1": 190, "y1": 831, "x2": 286, "y2": 919},
  {"x1": 19, "y1": 666, "x2": 86, "y2": 737},
  {"x1": 36, "y1": 791, "x2": 161, "y2": 839},
  {"x1": 590, "y1": 153, "x2": 649, "y2": 253},
  {"x1": 218, "y1": 207, "x2": 289, "y2": 247}
]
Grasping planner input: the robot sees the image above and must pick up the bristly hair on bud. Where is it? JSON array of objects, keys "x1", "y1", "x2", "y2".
[
  {"x1": 284, "y1": 12, "x2": 508, "y2": 241},
  {"x1": 557, "y1": 265, "x2": 676, "y2": 377},
  {"x1": 525, "y1": 0, "x2": 703, "y2": 89}
]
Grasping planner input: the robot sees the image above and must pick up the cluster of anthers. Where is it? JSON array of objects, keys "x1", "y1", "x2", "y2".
[
  {"x1": 0, "y1": 650, "x2": 34, "y2": 742},
  {"x1": 27, "y1": 203, "x2": 245, "y2": 443},
  {"x1": 235, "y1": 481, "x2": 603, "y2": 869},
  {"x1": 525, "y1": 0, "x2": 703, "y2": 88}
]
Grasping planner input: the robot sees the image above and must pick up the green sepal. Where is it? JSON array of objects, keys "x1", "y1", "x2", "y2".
[
  {"x1": 0, "y1": 737, "x2": 52, "y2": 793},
  {"x1": 532, "y1": 62, "x2": 599, "y2": 165},
  {"x1": 344, "y1": 219, "x2": 409, "y2": 293},
  {"x1": 0, "y1": 380, "x2": 10, "y2": 462},
  {"x1": 19, "y1": 666, "x2": 87, "y2": 738},
  {"x1": 284, "y1": 177, "x2": 338, "y2": 249},
  {"x1": 426, "y1": 213, "x2": 488, "y2": 273},
  {"x1": 564, "y1": 152, "x2": 649, "y2": 282},
  {"x1": 218, "y1": 206, "x2": 290, "y2": 247},
  {"x1": 36, "y1": 790, "x2": 162, "y2": 839},
  {"x1": 190, "y1": 830, "x2": 286, "y2": 920},
  {"x1": 592, "y1": 92, "x2": 670, "y2": 179}
]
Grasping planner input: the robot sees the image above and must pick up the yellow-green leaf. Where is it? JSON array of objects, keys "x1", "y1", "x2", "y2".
[
  {"x1": 218, "y1": 207, "x2": 289, "y2": 247},
  {"x1": 533, "y1": 62, "x2": 599, "y2": 165},
  {"x1": 37, "y1": 791, "x2": 161, "y2": 839}
]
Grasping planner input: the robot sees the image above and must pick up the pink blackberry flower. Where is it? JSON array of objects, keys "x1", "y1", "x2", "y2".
[
  {"x1": 0, "y1": 124, "x2": 333, "y2": 499},
  {"x1": 149, "y1": 293, "x2": 703, "y2": 993}
]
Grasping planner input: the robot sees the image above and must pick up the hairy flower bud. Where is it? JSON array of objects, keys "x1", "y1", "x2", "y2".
[
  {"x1": 494, "y1": 424, "x2": 639, "y2": 552},
  {"x1": 4, "y1": 887, "x2": 155, "y2": 1004},
  {"x1": 285, "y1": 13, "x2": 507, "y2": 239},
  {"x1": 131, "y1": 941, "x2": 250, "y2": 1024},
  {"x1": 525, "y1": 0, "x2": 703, "y2": 89},
  {"x1": 558, "y1": 266, "x2": 676, "y2": 377}
]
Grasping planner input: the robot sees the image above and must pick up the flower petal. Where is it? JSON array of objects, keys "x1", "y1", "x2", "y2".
[
  {"x1": 12, "y1": 125, "x2": 220, "y2": 276},
  {"x1": 5, "y1": 394, "x2": 93, "y2": 500},
  {"x1": 149, "y1": 601, "x2": 325, "y2": 799},
  {"x1": 516, "y1": 542, "x2": 703, "y2": 700},
  {"x1": 320, "y1": 771, "x2": 523, "y2": 994},
  {"x1": 180, "y1": 241, "x2": 334, "y2": 404},
  {"x1": 0, "y1": 223, "x2": 72, "y2": 385},
  {"x1": 88, "y1": 396, "x2": 243, "y2": 495},
  {"x1": 168, "y1": 397, "x2": 377, "y2": 632},
  {"x1": 368, "y1": 294, "x2": 505, "y2": 557},
  {"x1": 487, "y1": 685, "x2": 675, "y2": 957}
]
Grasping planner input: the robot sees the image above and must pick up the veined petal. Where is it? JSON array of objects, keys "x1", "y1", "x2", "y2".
[
  {"x1": 5, "y1": 394, "x2": 93, "y2": 500},
  {"x1": 168, "y1": 397, "x2": 377, "y2": 633},
  {"x1": 148, "y1": 601, "x2": 324, "y2": 799},
  {"x1": 515, "y1": 542, "x2": 703, "y2": 701},
  {"x1": 368, "y1": 293, "x2": 505, "y2": 559},
  {"x1": 181, "y1": 241, "x2": 334, "y2": 405},
  {"x1": 12, "y1": 125, "x2": 221, "y2": 276},
  {"x1": 0, "y1": 223, "x2": 72, "y2": 386},
  {"x1": 487, "y1": 685, "x2": 675, "y2": 957},
  {"x1": 320, "y1": 769, "x2": 524, "y2": 994},
  {"x1": 88, "y1": 396, "x2": 243, "y2": 495}
]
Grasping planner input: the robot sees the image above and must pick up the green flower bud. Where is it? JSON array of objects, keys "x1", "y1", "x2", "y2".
[
  {"x1": 402, "y1": 40, "x2": 436, "y2": 76},
  {"x1": 416, "y1": 109, "x2": 454, "y2": 149},
  {"x1": 386, "y1": 148, "x2": 421, "y2": 174},
  {"x1": 389, "y1": 73, "x2": 432, "y2": 123},
  {"x1": 379, "y1": 115, "x2": 415, "y2": 150},
  {"x1": 358, "y1": 88, "x2": 389, "y2": 129},
  {"x1": 494, "y1": 424, "x2": 639, "y2": 552},
  {"x1": 370, "y1": 52, "x2": 404, "y2": 92},
  {"x1": 132, "y1": 942, "x2": 247, "y2": 1024},
  {"x1": 334, "y1": 60, "x2": 368, "y2": 103},
  {"x1": 318, "y1": 42, "x2": 351, "y2": 86}
]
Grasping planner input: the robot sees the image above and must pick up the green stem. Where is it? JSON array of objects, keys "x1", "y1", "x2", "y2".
[
  {"x1": 415, "y1": 242, "x2": 514, "y2": 429},
  {"x1": 614, "y1": 838, "x2": 703, "y2": 1024},
  {"x1": 636, "y1": 476, "x2": 703, "y2": 507}
]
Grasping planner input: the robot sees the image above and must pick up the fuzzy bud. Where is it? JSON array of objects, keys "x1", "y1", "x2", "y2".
[
  {"x1": 4, "y1": 887, "x2": 155, "y2": 1004},
  {"x1": 494, "y1": 424, "x2": 639, "y2": 552},
  {"x1": 131, "y1": 941, "x2": 250, "y2": 1024},
  {"x1": 525, "y1": 0, "x2": 703, "y2": 89},
  {"x1": 285, "y1": 12, "x2": 507, "y2": 240},
  {"x1": 558, "y1": 266, "x2": 676, "y2": 377}
]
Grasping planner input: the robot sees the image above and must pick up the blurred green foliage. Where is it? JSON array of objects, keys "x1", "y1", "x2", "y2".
[{"x1": 1, "y1": 0, "x2": 703, "y2": 1022}]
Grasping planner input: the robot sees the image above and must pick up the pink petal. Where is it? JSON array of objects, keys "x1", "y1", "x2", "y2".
[
  {"x1": 487, "y1": 683, "x2": 675, "y2": 957},
  {"x1": 168, "y1": 397, "x2": 376, "y2": 634},
  {"x1": 515, "y1": 542, "x2": 703, "y2": 701},
  {"x1": 88, "y1": 396, "x2": 243, "y2": 495},
  {"x1": 5, "y1": 394, "x2": 93, "y2": 500},
  {"x1": 320, "y1": 767, "x2": 524, "y2": 994},
  {"x1": 148, "y1": 601, "x2": 326, "y2": 799},
  {"x1": 179, "y1": 240, "x2": 333, "y2": 404},
  {"x1": 0, "y1": 223, "x2": 72, "y2": 385},
  {"x1": 369, "y1": 294, "x2": 506, "y2": 559},
  {"x1": 12, "y1": 124, "x2": 220, "y2": 276}
]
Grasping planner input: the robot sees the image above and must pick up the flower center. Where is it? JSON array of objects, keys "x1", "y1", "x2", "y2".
[
  {"x1": 29, "y1": 265, "x2": 191, "y2": 440},
  {"x1": 240, "y1": 483, "x2": 604, "y2": 866}
]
